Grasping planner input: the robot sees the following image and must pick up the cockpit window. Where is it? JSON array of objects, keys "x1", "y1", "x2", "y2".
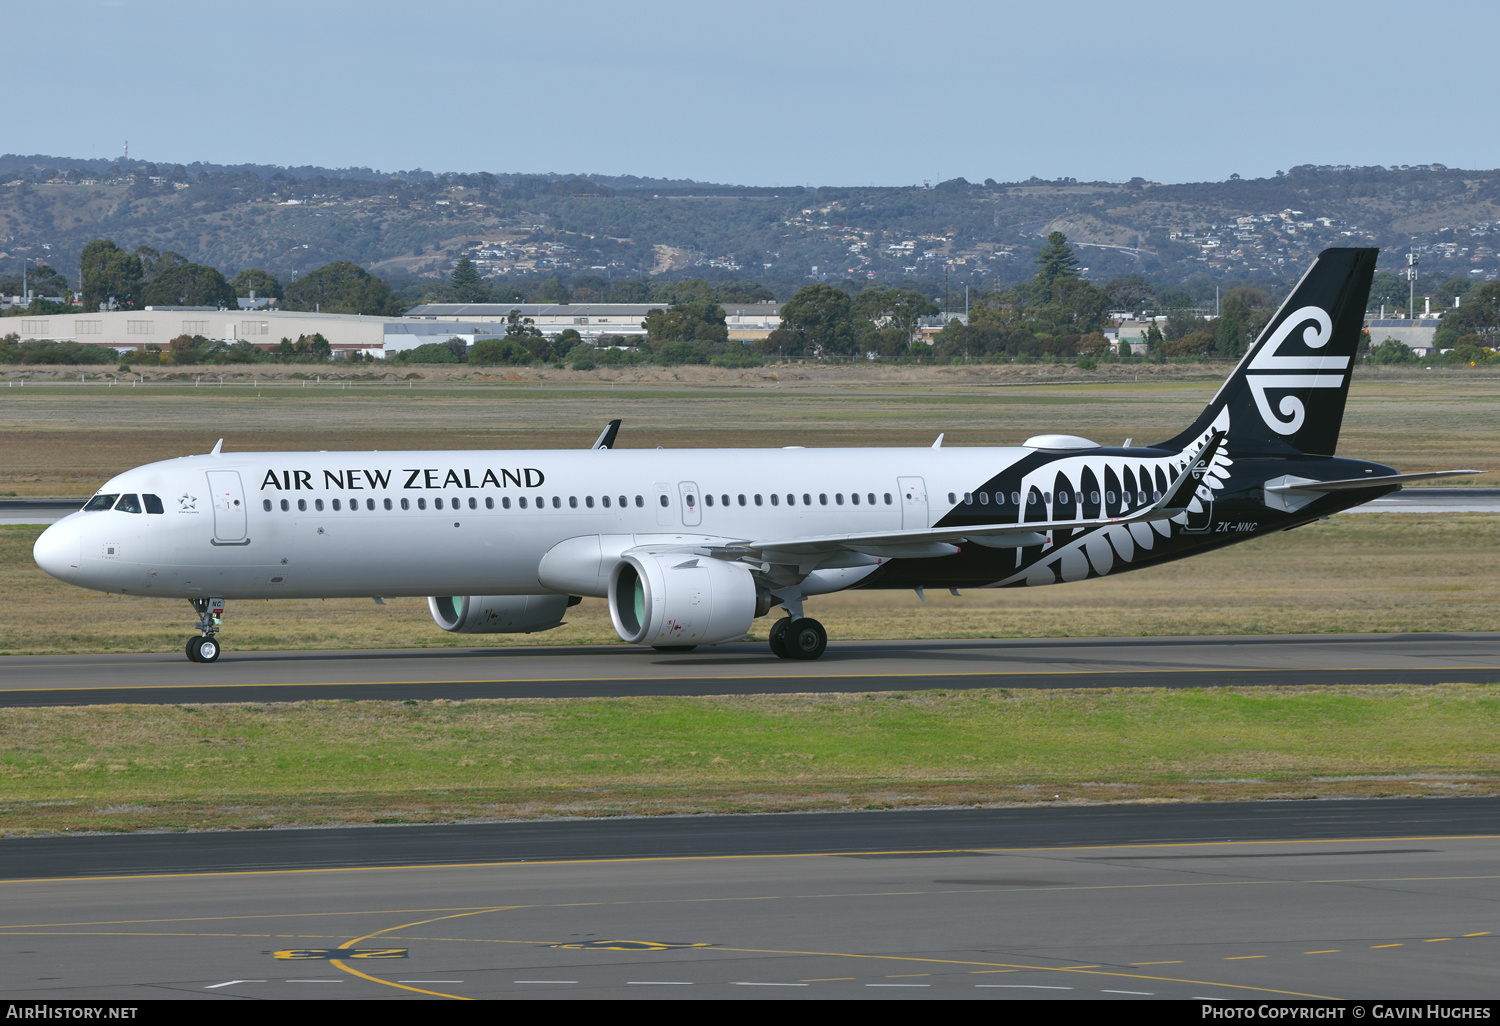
[
  {"x1": 83, "y1": 494, "x2": 119, "y2": 512},
  {"x1": 114, "y1": 494, "x2": 143, "y2": 514},
  {"x1": 143, "y1": 494, "x2": 164, "y2": 514}
]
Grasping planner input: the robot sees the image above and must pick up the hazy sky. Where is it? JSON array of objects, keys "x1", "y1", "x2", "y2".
[{"x1": 15, "y1": 0, "x2": 1498, "y2": 185}]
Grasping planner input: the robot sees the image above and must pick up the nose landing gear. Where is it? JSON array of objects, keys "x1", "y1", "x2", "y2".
[{"x1": 185, "y1": 597, "x2": 225, "y2": 663}]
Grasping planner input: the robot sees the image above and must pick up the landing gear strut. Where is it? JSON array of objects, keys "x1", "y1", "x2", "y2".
[
  {"x1": 185, "y1": 597, "x2": 225, "y2": 663},
  {"x1": 769, "y1": 614, "x2": 827, "y2": 660}
]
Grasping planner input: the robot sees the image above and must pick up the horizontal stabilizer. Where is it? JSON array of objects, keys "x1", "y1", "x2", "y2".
[{"x1": 1265, "y1": 469, "x2": 1485, "y2": 494}]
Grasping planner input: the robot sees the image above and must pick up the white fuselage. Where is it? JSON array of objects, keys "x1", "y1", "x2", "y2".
[{"x1": 34, "y1": 445, "x2": 1049, "y2": 601}]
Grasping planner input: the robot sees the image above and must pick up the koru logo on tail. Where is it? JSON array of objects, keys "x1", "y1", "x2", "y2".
[{"x1": 1246, "y1": 305, "x2": 1344, "y2": 435}]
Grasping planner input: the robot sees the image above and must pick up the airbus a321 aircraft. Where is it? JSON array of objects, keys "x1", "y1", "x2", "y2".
[{"x1": 33, "y1": 248, "x2": 1478, "y2": 662}]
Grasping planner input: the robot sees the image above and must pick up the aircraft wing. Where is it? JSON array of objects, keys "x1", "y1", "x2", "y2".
[{"x1": 689, "y1": 431, "x2": 1225, "y2": 568}]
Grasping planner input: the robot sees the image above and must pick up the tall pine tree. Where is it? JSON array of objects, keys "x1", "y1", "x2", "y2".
[
  {"x1": 1031, "y1": 231, "x2": 1079, "y2": 305},
  {"x1": 449, "y1": 256, "x2": 489, "y2": 304}
]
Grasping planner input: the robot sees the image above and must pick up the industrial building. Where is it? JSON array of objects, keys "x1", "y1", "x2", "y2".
[
  {"x1": 6, "y1": 307, "x2": 394, "y2": 358},
  {"x1": 7, "y1": 299, "x2": 785, "y2": 358},
  {"x1": 402, "y1": 301, "x2": 783, "y2": 343}
]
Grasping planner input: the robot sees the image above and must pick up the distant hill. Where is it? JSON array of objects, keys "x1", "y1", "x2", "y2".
[{"x1": 2, "y1": 156, "x2": 1496, "y2": 301}]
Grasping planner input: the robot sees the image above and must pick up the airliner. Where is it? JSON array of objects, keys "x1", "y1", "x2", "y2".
[{"x1": 32, "y1": 248, "x2": 1477, "y2": 662}]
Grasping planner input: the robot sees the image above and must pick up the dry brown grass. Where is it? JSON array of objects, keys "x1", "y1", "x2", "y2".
[{"x1": 1, "y1": 367, "x2": 1496, "y2": 497}]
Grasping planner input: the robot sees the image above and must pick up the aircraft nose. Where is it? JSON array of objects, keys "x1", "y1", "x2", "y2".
[{"x1": 33, "y1": 521, "x2": 83, "y2": 581}]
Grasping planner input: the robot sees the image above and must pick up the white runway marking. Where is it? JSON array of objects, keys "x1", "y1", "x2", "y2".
[
  {"x1": 515, "y1": 980, "x2": 577, "y2": 984},
  {"x1": 733, "y1": 982, "x2": 809, "y2": 986},
  {"x1": 1102, "y1": 989, "x2": 1154, "y2": 995},
  {"x1": 400, "y1": 980, "x2": 464, "y2": 983},
  {"x1": 868, "y1": 983, "x2": 930, "y2": 987},
  {"x1": 286, "y1": 978, "x2": 343, "y2": 983},
  {"x1": 203, "y1": 980, "x2": 265, "y2": 988},
  {"x1": 628, "y1": 981, "x2": 693, "y2": 985},
  {"x1": 977, "y1": 984, "x2": 1074, "y2": 989}
]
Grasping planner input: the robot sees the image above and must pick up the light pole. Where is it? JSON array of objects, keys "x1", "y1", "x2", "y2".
[{"x1": 1408, "y1": 251, "x2": 1418, "y2": 321}]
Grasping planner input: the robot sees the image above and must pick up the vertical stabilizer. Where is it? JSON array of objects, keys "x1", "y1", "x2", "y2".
[{"x1": 1156, "y1": 248, "x2": 1378, "y2": 457}]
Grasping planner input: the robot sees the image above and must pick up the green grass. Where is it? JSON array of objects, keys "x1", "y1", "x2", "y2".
[{"x1": 2, "y1": 685, "x2": 1496, "y2": 834}]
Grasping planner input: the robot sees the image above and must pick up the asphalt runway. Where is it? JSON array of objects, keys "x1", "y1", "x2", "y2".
[
  {"x1": 2, "y1": 632, "x2": 1498, "y2": 707},
  {"x1": 2, "y1": 799, "x2": 1496, "y2": 1000}
]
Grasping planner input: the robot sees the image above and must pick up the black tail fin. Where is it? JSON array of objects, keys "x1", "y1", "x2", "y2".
[{"x1": 1156, "y1": 247, "x2": 1378, "y2": 457}]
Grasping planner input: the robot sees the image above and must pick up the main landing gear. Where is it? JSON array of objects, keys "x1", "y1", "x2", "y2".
[
  {"x1": 185, "y1": 597, "x2": 225, "y2": 663},
  {"x1": 769, "y1": 615, "x2": 827, "y2": 660}
]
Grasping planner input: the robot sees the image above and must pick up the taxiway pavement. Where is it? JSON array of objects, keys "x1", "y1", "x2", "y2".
[
  {"x1": 2, "y1": 799, "x2": 1496, "y2": 1000},
  {"x1": 2, "y1": 632, "x2": 1498, "y2": 706}
]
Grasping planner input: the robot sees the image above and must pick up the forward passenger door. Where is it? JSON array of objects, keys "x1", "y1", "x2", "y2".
[{"x1": 206, "y1": 470, "x2": 248, "y2": 543}]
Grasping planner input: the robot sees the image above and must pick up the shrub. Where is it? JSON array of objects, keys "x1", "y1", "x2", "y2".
[{"x1": 655, "y1": 341, "x2": 708, "y2": 365}]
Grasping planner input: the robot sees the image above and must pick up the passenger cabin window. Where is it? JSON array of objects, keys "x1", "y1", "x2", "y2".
[
  {"x1": 417, "y1": 498, "x2": 426, "y2": 510},
  {"x1": 366, "y1": 498, "x2": 375, "y2": 510},
  {"x1": 469, "y1": 497, "x2": 478, "y2": 510},
  {"x1": 570, "y1": 496, "x2": 578, "y2": 508},
  {"x1": 332, "y1": 499, "x2": 342, "y2": 511},
  {"x1": 400, "y1": 498, "x2": 410, "y2": 510},
  {"x1": 84, "y1": 494, "x2": 119, "y2": 512},
  {"x1": 601, "y1": 495, "x2": 610, "y2": 508},
  {"x1": 315, "y1": 499, "x2": 325, "y2": 511},
  {"x1": 144, "y1": 494, "x2": 164, "y2": 514},
  {"x1": 851, "y1": 493, "x2": 860, "y2": 505},
  {"x1": 485, "y1": 497, "x2": 494, "y2": 509},
  {"x1": 434, "y1": 498, "x2": 444, "y2": 510},
  {"x1": 819, "y1": 494, "x2": 828, "y2": 505},
  {"x1": 263, "y1": 499, "x2": 273, "y2": 512},
  {"x1": 659, "y1": 495, "x2": 669, "y2": 507},
  {"x1": 770, "y1": 493, "x2": 779, "y2": 506},
  {"x1": 518, "y1": 497, "x2": 527, "y2": 509},
  {"x1": 281, "y1": 499, "x2": 290, "y2": 512},
  {"x1": 585, "y1": 496, "x2": 594, "y2": 508},
  {"x1": 804, "y1": 493, "x2": 812, "y2": 505},
  {"x1": 502, "y1": 497, "x2": 511, "y2": 509},
  {"x1": 635, "y1": 495, "x2": 644, "y2": 507},
  {"x1": 552, "y1": 496, "x2": 561, "y2": 509},
  {"x1": 704, "y1": 494, "x2": 714, "y2": 507},
  {"x1": 722, "y1": 494, "x2": 730, "y2": 506},
  {"x1": 754, "y1": 494, "x2": 763, "y2": 506},
  {"x1": 738, "y1": 494, "x2": 747, "y2": 507},
  {"x1": 884, "y1": 493, "x2": 892, "y2": 505},
  {"x1": 385, "y1": 498, "x2": 394, "y2": 510}
]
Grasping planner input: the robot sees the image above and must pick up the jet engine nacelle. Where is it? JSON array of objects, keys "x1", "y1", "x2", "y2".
[
  {"x1": 608, "y1": 552, "x2": 757, "y2": 646},
  {"x1": 428, "y1": 594, "x2": 573, "y2": 634}
]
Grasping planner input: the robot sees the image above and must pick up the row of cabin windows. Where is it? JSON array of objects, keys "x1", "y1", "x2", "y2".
[
  {"x1": 947, "y1": 489, "x2": 1163, "y2": 507},
  {"x1": 83, "y1": 493, "x2": 165, "y2": 514},
  {"x1": 262, "y1": 494, "x2": 649, "y2": 513},
  {"x1": 261, "y1": 490, "x2": 898, "y2": 514},
  {"x1": 694, "y1": 492, "x2": 893, "y2": 508}
]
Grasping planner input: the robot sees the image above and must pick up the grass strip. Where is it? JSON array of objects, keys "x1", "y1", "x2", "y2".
[{"x1": 1, "y1": 684, "x2": 1496, "y2": 835}]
